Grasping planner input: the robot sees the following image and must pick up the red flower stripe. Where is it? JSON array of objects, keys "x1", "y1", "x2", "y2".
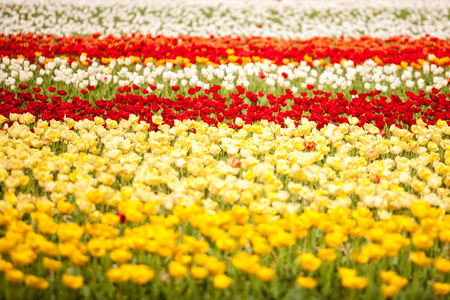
[
  {"x1": 1, "y1": 34, "x2": 450, "y2": 66},
  {"x1": 1, "y1": 86, "x2": 449, "y2": 130}
]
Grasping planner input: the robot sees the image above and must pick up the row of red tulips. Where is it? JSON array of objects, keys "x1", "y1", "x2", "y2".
[
  {"x1": 2, "y1": 85, "x2": 449, "y2": 130},
  {"x1": 1, "y1": 34, "x2": 450, "y2": 66}
]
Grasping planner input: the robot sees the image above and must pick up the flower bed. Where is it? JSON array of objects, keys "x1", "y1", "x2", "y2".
[{"x1": 1, "y1": 1, "x2": 450, "y2": 299}]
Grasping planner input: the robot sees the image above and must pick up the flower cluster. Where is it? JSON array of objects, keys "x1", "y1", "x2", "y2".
[
  {"x1": 1, "y1": 35, "x2": 449, "y2": 98},
  {"x1": 0, "y1": 114, "x2": 449, "y2": 299}
]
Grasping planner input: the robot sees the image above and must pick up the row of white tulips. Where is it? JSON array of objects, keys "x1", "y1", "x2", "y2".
[
  {"x1": 0, "y1": 0, "x2": 449, "y2": 38},
  {"x1": 1, "y1": 56, "x2": 449, "y2": 93}
]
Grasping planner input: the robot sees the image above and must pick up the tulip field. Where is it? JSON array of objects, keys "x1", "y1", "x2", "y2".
[{"x1": 1, "y1": 0, "x2": 450, "y2": 299}]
